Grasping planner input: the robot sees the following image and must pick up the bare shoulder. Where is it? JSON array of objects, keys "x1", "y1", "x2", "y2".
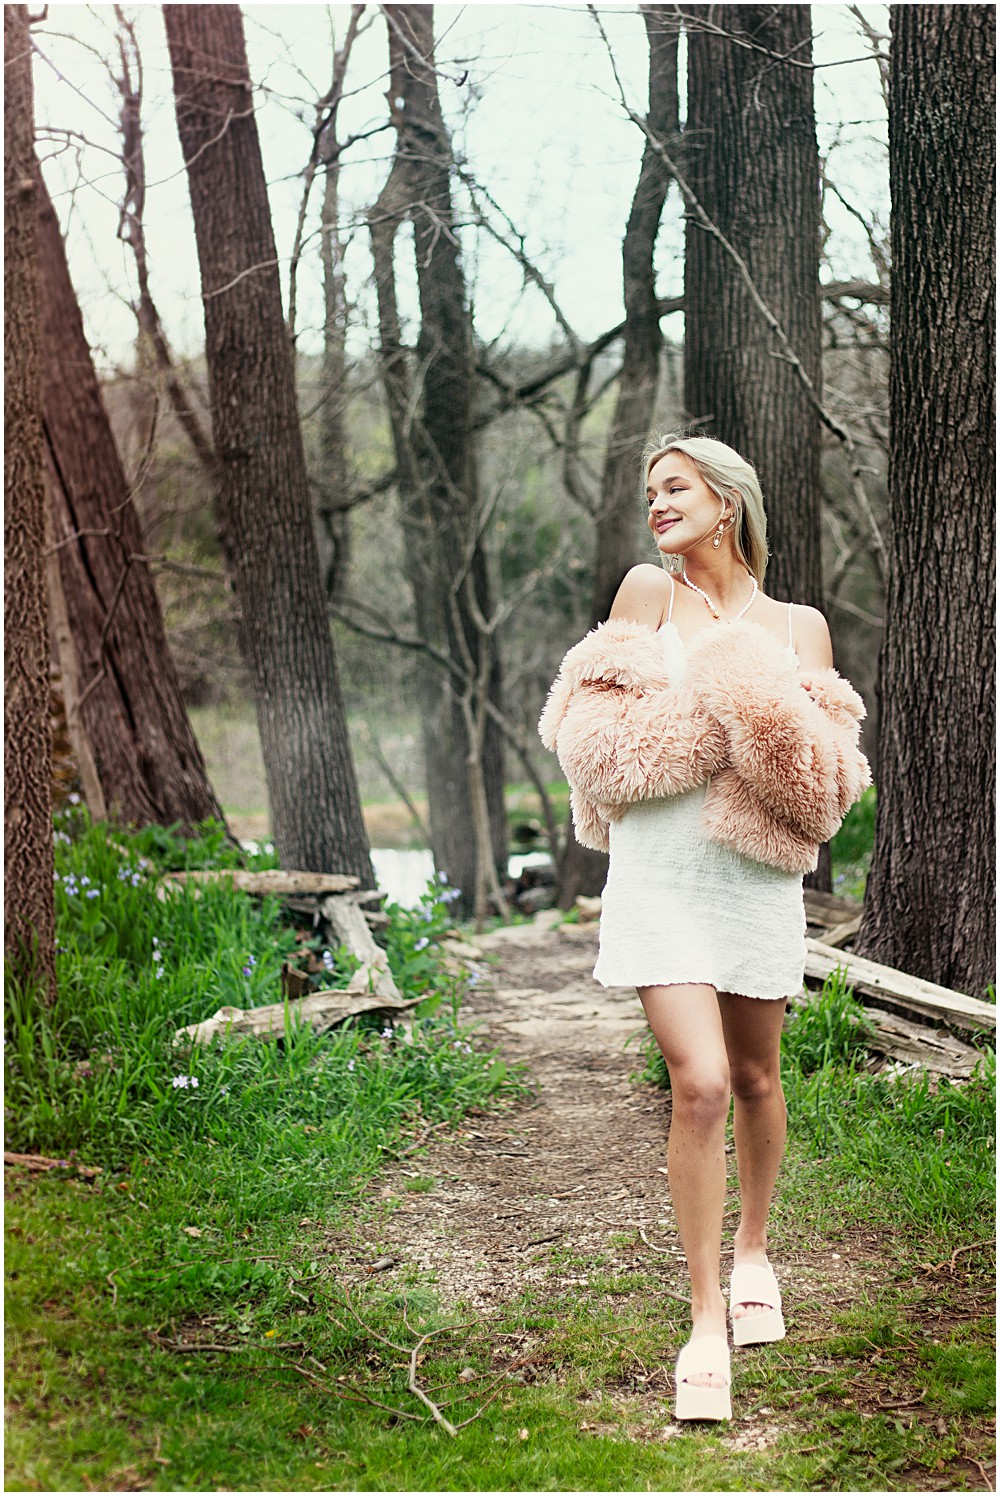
[
  {"x1": 791, "y1": 604, "x2": 834, "y2": 670},
  {"x1": 608, "y1": 564, "x2": 672, "y2": 628}
]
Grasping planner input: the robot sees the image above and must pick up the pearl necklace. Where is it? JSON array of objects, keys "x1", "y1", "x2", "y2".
[{"x1": 681, "y1": 569, "x2": 758, "y2": 622}]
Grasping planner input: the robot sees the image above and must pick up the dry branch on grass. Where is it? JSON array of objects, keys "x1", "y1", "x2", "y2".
[
  {"x1": 4, "y1": 1152, "x2": 103, "y2": 1178},
  {"x1": 173, "y1": 986, "x2": 421, "y2": 1048},
  {"x1": 313, "y1": 1286, "x2": 506, "y2": 1435}
]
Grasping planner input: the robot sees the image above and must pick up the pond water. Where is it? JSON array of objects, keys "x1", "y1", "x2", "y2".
[
  {"x1": 372, "y1": 848, "x2": 551, "y2": 908},
  {"x1": 241, "y1": 843, "x2": 552, "y2": 909}
]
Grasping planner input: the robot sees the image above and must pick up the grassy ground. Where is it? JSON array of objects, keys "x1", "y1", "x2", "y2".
[{"x1": 5, "y1": 807, "x2": 994, "y2": 1491}]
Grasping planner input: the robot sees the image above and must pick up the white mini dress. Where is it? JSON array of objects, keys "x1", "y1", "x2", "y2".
[{"x1": 592, "y1": 587, "x2": 808, "y2": 1002}]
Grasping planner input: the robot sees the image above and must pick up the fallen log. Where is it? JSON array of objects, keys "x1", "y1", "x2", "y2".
[
  {"x1": 803, "y1": 890, "x2": 863, "y2": 927},
  {"x1": 805, "y1": 939, "x2": 995, "y2": 1033},
  {"x1": 160, "y1": 869, "x2": 361, "y2": 898},
  {"x1": 320, "y1": 894, "x2": 401, "y2": 1001},
  {"x1": 861, "y1": 1008, "x2": 983, "y2": 1079},
  {"x1": 174, "y1": 983, "x2": 420, "y2": 1046},
  {"x1": 4, "y1": 1151, "x2": 102, "y2": 1178}
]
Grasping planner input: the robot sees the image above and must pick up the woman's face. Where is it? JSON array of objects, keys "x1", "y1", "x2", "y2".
[{"x1": 646, "y1": 451, "x2": 728, "y2": 557}]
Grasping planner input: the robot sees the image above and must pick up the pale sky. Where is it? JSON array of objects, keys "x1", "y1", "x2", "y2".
[{"x1": 33, "y1": 2, "x2": 890, "y2": 370}]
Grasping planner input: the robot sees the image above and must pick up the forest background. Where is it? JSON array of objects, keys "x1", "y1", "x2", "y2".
[
  {"x1": 5, "y1": 5, "x2": 995, "y2": 1488},
  {"x1": 8, "y1": 0, "x2": 994, "y2": 992}
]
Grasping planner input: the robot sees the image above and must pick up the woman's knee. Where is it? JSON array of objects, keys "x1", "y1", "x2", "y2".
[
  {"x1": 669, "y1": 1068, "x2": 731, "y2": 1129},
  {"x1": 730, "y1": 1061, "x2": 783, "y2": 1105}
]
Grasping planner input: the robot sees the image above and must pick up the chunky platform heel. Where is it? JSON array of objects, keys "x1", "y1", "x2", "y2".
[
  {"x1": 729, "y1": 1262, "x2": 785, "y2": 1347},
  {"x1": 673, "y1": 1334, "x2": 732, "y2": 1422}
]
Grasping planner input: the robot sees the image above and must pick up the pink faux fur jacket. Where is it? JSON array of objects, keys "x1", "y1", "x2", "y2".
[{"x1": 537, "y1": 617, "x2": 872, "y2": 874}]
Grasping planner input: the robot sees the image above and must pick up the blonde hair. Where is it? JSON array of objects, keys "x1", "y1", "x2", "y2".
[{"x1": 642, "y1": 433, "x2": 770, "y2": 586}]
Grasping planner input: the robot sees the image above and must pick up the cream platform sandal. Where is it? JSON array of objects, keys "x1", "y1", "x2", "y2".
[
  {"x1": 729, "y1": 1262, "x2": 785, "y2": 1346},
  {"x1": 673, "y1": 1334, "x2": 732, "y2": 1422}
]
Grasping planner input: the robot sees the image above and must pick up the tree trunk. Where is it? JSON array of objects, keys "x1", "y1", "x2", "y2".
[
  {"x1": 558, "y1": 7, "x2": 679, "y2": 908},
  {"x1": 164, "y1": 4, "x2": 373, "y2": 884},
  {"x1": 113, "y1": 9, "x2": 215, "y2": 474},
  {"x1": 681, "y1": 3, "x2": 831, "y2": 889},
  {"x1": 311, "y1": 9, "x2": 364, "y2": 606},
  {"x1": 682, "y1": 4, "x2": 823, "y2": 606},
  {"x1": 316, "y1": 110, "x2": 352, "y2": 605},
  {"x1": 590, "y1": 8, "x2": 679, "y2": 628},
  {"x1": 37, "y1": 171, "x2": 226, "y2": 833},
  {"x1": 371, "y1": 4, "x2": 507, "y2": 910},
  {"x1": 5, "y1": 5, "x2": 56, "y2": 1001},
  {"x1": 855, "y1": 6, "x2": 995, "y2": 996}
]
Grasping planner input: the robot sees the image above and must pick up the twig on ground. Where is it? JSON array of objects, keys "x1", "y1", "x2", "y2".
[
  {"x1": 652, "y1": 1287, "x2": 691, "y2": 1306},
  {"x1": 972, "y1": 1458, "x2": 994, "y2": 1491},
  {"x1": 336, "y1": 1285, "x2": 486, "y2": 1433},
  {"x1": 451, "y1": 1389, "x2": 504, "y2": 1429},
  {"x1": 918, "y1": 1239, "x2": 993, "y2": 1277},
  {"x1": 281, "y1": 1357, "x2": 425, "y2": 1421},
  {"x1": 147, "y1": 1331, "x2": 306, "y2": 1354},
  {"x1": 408, "y1": 1331, "x2": 459, "y2": 1436},
  {"x1": 949, "y1": 1241, "x2": 993, "y2": 1272}
]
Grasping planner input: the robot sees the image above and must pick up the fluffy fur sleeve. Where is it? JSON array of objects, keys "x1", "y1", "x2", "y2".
[
  {"x1": 538, "y1": 621, "x2": 729, "y2": 808},
  {"x1": 569, "y1": 786, "x2": 611, "y2": 854},
  {"x1": 686, "y1": 622, "x2": 872, "y2": 842}
]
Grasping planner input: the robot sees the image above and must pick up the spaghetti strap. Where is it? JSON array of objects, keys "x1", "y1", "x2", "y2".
[
  {"x1": 667, "y1": 572, "x2": 676, "y2": 625},
  {"x1": 787, "y1": 601, "x2": 794, "y2": 649}
]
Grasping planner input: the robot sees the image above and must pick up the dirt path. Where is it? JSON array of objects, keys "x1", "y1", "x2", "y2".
[
  {"x1": 310, "y1": 918, "x2": 991, "y2": 1481},
  {"x1": 315, "y1": 915, "x2": 883, "y2": 1459},
  {"x1": 354, "y1": 915, "x2": 688, "y2": 1313},
  {"x1": 328, "y1": 915, "x2": 872, "y2": 1317}
]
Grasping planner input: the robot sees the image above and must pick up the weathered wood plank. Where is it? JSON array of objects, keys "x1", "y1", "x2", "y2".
[
  {"x1": 320, "y1": 894, "x2": 401, "y2": 1001},
  {"x1": 805, "y1": 939, "x2": 995, "y2": 1032},
  {"x1": 803, "y1": 890, "x2": 864, "y2": 926},
  {"x1": 175, "y1": 986, "x2": 419, "y2": 1046},
  {"x1": 820, "y1": 915, "x2": 862, "y2": 950},
  {"x1": 161, "y1": 869, "x2": 361, "y2": 897},
  {"x1": 862, "y1": 1008, "x2": 983, "y2": 1079}
]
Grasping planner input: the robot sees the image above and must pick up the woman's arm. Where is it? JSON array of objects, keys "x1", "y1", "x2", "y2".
[
  {"x1": 607, "y1": 563, "x2": 673, "y2": 628},
  {"x1": 793, "y1": 604, "x2": 834, "y2": 693}
]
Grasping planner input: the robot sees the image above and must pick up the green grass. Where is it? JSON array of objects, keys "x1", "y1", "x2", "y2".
[
  {"x1": 5, "y1": 813, "x2": 995, "y2": 1490},
  {"x1": 829, "y1": 784, "x2": 875, "y2": 900},
  {"x1": 6, "y1": 1165, "x2": 994, "y2": 1490},
  {"x1": 632, "y1": 969, "x2": 995, "y2": 1244}
]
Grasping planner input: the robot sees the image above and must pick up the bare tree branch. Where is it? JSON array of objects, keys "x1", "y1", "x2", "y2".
[{"x1": 588, "y1": 3, "x2": 889, "y2": 580}]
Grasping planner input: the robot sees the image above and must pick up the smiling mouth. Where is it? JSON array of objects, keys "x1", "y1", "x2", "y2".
[{"x1": 656, "y1": 518, "x2": 681, "y2": 533}]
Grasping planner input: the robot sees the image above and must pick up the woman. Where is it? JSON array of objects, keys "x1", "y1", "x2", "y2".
[{"x1": 538, "y1": 434, "x2": 871, "y2": 1423}]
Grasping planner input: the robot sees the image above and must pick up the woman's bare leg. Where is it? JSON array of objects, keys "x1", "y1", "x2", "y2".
[
  {"x1": 638, "y1": 983, "x2": 731, "y2": 1386},
  {"x1": 718, "y1": 993, "x2": 788, "y2": 1320}
]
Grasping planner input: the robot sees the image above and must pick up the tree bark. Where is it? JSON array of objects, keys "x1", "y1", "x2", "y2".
[
  {"x1": 590, "y1": 7, "x2": 680, "y2": 629},
  {"x1": 37, "y1": 171, "x2": 226, "y2": 833},
  {"x1": 113, "y1": 8, "x2": 215, "y2": 474},
  {"x1": 314, "y1": 9, "x2": 363, "y2": 606},
  {"x1": 164, "y1": 4, "x2": 373, "y2": 884},
  {"x1": 5, "y1": 4, "x2": 56, "y2": 1001},
  {"x1": 855, "y1": 6, "x2": 995, "y2": 996},
  {"x1": 559, "y1": 7, "x2": 679, "y2": 907},
  {"x1": 681, "y1": 3, "x2": 831, "y2": 889},
  {"x1": 682, "y1": 5, "x2": 823, "y2": 605},
  {"x1": 370, "y1": 4, "x2": 507, "y2": 911}
]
